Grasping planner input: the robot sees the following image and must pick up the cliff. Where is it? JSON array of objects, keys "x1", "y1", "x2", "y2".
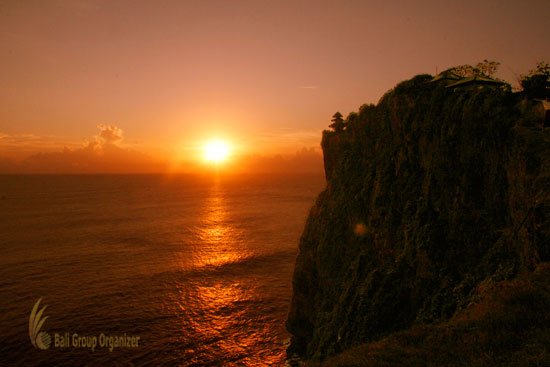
[{"x1": 286, "y1": 74, "x2": 550, "y2": 362}]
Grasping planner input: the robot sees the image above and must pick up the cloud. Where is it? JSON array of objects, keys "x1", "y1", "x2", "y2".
[
  {"x1": 96, "y1": 124, "x2": 123, "y2": 144},
  {"x1": 253, "y1": 128, "x2": 321, "y2": 149},
  {"x1": 0, "y1": 126, "x2": 325, "y2": 174},
  {"x1": 236, "y1": 146, "x2": 324, "y2": 174},
  {"x1": 0, "y1": 132, "x2": 77, "y2": 156},
  {"x1": 0, "y1": 125, "x2": 165, "y2": 173},
  {"x1": 79, "y1": 124, "x2": 124, "y2": 154}
]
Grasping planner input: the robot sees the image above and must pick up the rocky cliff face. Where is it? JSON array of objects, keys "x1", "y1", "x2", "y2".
[{"x1": 286, "y1": 74, "x2": 549, "y2": 361}]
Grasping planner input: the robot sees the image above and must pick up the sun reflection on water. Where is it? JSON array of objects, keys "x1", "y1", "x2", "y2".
[
  {"x1": 168, "y1": 181, "x2": 286, "y2": 365},
  {"x1": 192, "y1": 184, "x2": 248, "y2": 268}
]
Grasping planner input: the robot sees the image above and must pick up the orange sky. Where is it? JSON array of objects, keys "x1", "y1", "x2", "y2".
[{"x1": 0, "y1": 0, "x2": 549, "y2": 173}]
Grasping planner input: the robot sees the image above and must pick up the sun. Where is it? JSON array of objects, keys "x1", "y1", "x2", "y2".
[{"x1": 204, "y1": 140, "x2": 230, "y2": 163}]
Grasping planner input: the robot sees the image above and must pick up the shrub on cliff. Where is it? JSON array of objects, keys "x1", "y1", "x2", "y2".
[{"x1": 520, "y1": 61, "x2": 550, "y2": 99}]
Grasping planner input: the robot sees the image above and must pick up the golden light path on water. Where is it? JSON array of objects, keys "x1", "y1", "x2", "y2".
[
  {"x1": 168, "y1": 179, "x2": 283, "y2": 365},
  {"x1": 194, "y1": 190, "x2": 244, "y2": 268}
]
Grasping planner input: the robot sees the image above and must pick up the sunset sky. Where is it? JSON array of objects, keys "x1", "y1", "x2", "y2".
[{"x1": 1, "y1": 0, "x2": 549, "y2": 173}]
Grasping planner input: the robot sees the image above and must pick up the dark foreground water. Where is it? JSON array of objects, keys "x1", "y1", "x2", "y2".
[{"x1": 0, "y1": 173, "x2": 324, "y2": 366}]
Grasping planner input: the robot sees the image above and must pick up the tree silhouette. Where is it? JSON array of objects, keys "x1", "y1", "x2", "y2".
[
  {"x1": 520, "y1": 61, "x2": 550, "y2": 99},
  {"x1": 329, "y1": 112, "x2": 345, "y2": 132},
  {"x1": 452, "y1": 59, "x2": 500, "y2": 78},
  {"x1": 475, "y1": 59, "x2": 500, "y2": 77}
]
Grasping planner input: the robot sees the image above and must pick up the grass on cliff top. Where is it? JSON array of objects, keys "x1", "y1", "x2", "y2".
[{"x1": 311, "y1": 263, "x2": 550, "y2": 367}]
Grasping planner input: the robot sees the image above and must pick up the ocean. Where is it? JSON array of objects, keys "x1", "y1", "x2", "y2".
[{"x1": 0, "y1": 173, "x2": 324, "y2": 366}]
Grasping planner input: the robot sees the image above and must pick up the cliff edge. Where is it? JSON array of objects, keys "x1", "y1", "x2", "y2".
[{"x1": 286, "y1": 74, "x2": 549, "y2": 362}]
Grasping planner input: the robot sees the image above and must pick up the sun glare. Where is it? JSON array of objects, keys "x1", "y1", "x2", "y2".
[{"x1": 204, "y1": 140, "x2": 230, "y2": 163}]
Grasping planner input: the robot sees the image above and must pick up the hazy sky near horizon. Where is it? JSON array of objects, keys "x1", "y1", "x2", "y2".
[{"x1": 1, "y1": 0, "x2": 549, "y2": 172}]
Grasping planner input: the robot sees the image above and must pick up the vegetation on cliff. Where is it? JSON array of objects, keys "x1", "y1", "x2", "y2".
[
  {"x1": 286, "y1": 66, "x2": 549, "y2": 363},
  {"x1": 316, "y1": 264, "x2": 550, "y2": 366}
]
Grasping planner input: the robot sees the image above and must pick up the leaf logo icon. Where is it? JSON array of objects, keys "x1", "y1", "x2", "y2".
[{"x1": 29, "y1": 298, "x2": 51, "y2": 350}]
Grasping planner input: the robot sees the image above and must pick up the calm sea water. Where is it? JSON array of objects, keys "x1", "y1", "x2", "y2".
[{"x1": 0, "y1": 173, "x2": 324, "y2": 366}]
